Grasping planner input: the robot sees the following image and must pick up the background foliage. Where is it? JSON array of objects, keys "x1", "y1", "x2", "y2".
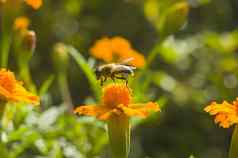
[{"x1": 2, "y1": 0, "x2": 238, "y2": 157}]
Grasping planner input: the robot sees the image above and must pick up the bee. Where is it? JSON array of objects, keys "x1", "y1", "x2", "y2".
[{"x1": 95, "y1": 58, "x2": 136, "y2": 86}]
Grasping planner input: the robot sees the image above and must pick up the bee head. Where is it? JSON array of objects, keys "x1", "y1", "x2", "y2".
[{"x1": 95, "y1": 67, "x2": 101, "y2": 80}]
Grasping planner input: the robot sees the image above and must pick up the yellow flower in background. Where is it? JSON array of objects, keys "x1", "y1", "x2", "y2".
[
  {"x1": 0, "y1": 69, "x2": 39, "y2": 105},
  {"x1": 14, "y1": 16, "x2": 30, "y2": 32},
  {"x1": 0, "y1": 0, "x2": 42, "y2": 9},
  {"x1": 204, "y1": 99, "x2": 238, "y2": 128},
  {"x1": 74, "y1": 83, "x2": 160, "y2": 120},
  {"x1": 90, "y1": 37, "x2": 146, "y2": 68},
  {"x1": 24, "y1": 0, "x2": 42, "y2": 10}
]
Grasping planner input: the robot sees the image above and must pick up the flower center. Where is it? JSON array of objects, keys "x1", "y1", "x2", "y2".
[{"x1": 102, "y1": 84, "x2": 131, "y2": 108}]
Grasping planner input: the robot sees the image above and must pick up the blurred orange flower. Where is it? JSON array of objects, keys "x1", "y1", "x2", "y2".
[
  {"x1": 204, "y1": 98, "x2": 238, "y2": 128},
  {"x1": 0, "y1": 69, "x2": 39, "y2": 105},
  {"x1": 24, "y1": 0, "x2": 42, "y2": 9},
  {"x1": 90, "y1": 37, "x2": 146, "y2": 68},
  {"x1": 14, "y1": 16, "x2": 30, "y2": 32},
  {"x1": 74, "y1": 83, "x2": 160, "y2": 120},
  {"x1": 0, "y1": 0, "x2": 42, "y2": 9}
]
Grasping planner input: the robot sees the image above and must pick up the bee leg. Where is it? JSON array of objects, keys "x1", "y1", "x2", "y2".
[
  {"x1": 115, "y1": 76, "x2": 128, "y2": 85},
  {"x1": 100, "y1": 77, "x2": 107, "y2": 86},
  {"x1": 104, "y1": 77, "x2": 107, "y2": 82},
  {"x1": 99, "y1": 76, "x2": 103, "y2": 86},
  {"x1": 100, "y1": 79, "x2": 103, "y2": 86},
  {"x1": 111, "y1": 73, "x2": 115, "y2": 82}
]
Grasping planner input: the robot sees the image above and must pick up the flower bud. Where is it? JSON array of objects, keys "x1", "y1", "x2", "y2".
[
  {"x1": 52, "y1": 43, "x2": 69, "y2": 72},
  {"x1": 159, "y1": 2, "x2": 189, "y2": 37},
  {"x1": 23, "y1": 30, "x2": 37, "y2": 53},
  {"x1": 13, "y1": 16, "x2": 30, "y2": 32}
]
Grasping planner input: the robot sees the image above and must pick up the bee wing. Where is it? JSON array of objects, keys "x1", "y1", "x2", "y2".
[
  {"x1": 119, "y1": 57, "x2": 134, "y2": 65},
  {"x1": 112, "y1": 65, "x2": 135, "y2": 76}
]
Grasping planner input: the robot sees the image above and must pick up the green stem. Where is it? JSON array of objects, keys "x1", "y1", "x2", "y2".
[
  {"x1": 108, "y1": 115, "x2": 131, "y2": 158},
  {"x1": 0, "y1": 101, "x2": 7, "y2": 121},
  {"x1": 0, "y1": 12, "x2": 12, "y2": 68},
  {"x1": 68, "y1": 46, "x2": 101, "y2": 101},
  {"x1": 18, "y1": 60, "x2": 37, "y2": 93},
  {"x1": 58, "y1": 72, "x2": 73, "y2": 112},
  {"x1": 229, "y1": 125, "x2": 238, "y2": 158},
  {"x1": 132, "y1": 37, "x2": 166, "y2": 94}
]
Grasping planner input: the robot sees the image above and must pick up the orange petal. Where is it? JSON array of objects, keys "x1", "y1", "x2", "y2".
[
  {"x1": 0, "y1": 86, "x2": 12, "y2": 100},
  {"x1": 122, "y1": 49, "x2": 146, "y2": 68},
  {"x1": 121, "y1": 102, "x2": 160, "y2": 118},
  {"x1": 90, "y1": 37, "x2": 113, "y2": 62},
  {"x1": 204, "y1": 100, "x2": 238, "y2": 128},
  {"x1": 12, "y1": 84, "x2": 40, "y2": 105},
  {"x1": 14, "y1": 16, "x2": 30, "y2": 31},
  {"x1": 74, "y1": 105, "x2": 113, "y2": 120},
  {"x1": 25, "y1": 0, "x2": 42, "y2": 9},
  {"x1": 0, "y1": 69, "x2": 39, "y2": 105}
]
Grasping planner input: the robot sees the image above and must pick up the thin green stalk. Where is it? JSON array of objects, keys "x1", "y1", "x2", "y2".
[
  {"x1": 108, "y1": 115, "x2": 131, "y2": 158},
  {"x1": 67, "y1": 46, "x2": 100, "y2": 101},
  {"x1": 0, "y1": 12, "x2": 12, "y2": 68},
  {"x1": 18, "y1": 61, "x2": 37, "y2": 93},
  {"x1": 58, "y1": 72, "x2": 73, "y2": 112},
  {"x1": 0, "y1": 101, "x2": 7, "y2": 120},
  {"x1": 229, "y1": 125, "x2": 238, "y2": 158},
  {"x1": 132, "y1": 37, "x2": 166, "y2": 93}
]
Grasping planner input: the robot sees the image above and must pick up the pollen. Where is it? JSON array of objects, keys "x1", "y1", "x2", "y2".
[
  {"x1": 102, "y1": 84, "x2": 131, "y2": 108},
  {"x1": 14, "y1": 16, "x2": 30, "y2": 32},
  {"x1": 24, "y1": 0, "x2": 42, "y2": 9}
]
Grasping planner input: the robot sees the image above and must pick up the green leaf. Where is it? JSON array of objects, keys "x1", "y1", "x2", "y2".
[
  {"x1": 39, "y1": 75, "x2": 55, "y2": 96},
  {"x1": 158, "y1": 2, "x2": 189, "y2": 37},
  {"x1": 229, "y1": 125, "x2": 238, "y2": 158},
  {"x1": 67, "y1": 46, "x2": 101, "y2": 100}
]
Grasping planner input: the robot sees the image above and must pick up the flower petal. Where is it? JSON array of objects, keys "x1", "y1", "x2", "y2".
[
  {"x1": 74, "y1": 105, "x2": 113, "y2": 120},
  {"x1": 120, "y1": 102, "x2": 160, "y2": 118},
  {"x1": 0, "y1": 69, "x2": 39, "y2": 105},
  {"x1": 25, "y1": 0, "x2": 42, "y2": 9},
  {"x1": 204, "y1": 100, "x2": 238, "y2": 128},
  {"x1": 12, "y1": 84, "x2": 40, "y2": 105}
]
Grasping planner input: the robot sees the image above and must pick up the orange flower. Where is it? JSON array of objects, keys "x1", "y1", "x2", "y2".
[
  {"x1": 24, "y1": 0, "x2": 42, "y2": 9},
  {"x1": 90, "y1": 36, "x2": 146, "y2": 68},
  {"x1": 0, "y1": 69, "x2": 39, "y2": 105},
  {"x1": 0, "y1": 0, "x2": 42, "y2": 9},
  {"x1": 74, "y1": 83, "x2": 160, "y2": 120},
  {"x1": 14, "y1": 16, "x2": 30, "y2": 32},
  {"x1": 204, "y1": 98, "x2": 238, "y2": 128}
]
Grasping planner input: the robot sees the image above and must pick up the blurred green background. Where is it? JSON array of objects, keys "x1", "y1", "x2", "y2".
[{"x1": 2, "y1": 0, "x2": 238, "y2": 157}]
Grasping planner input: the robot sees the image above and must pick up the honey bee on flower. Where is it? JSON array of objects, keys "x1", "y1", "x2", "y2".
[
  {"x1": 95, "y1": 58, "x2": 136, "y2": 86},
  {"x1": 74, "y1": 83, "x2": 160, "y2": 121},
  {"x1": 74, "y1": 83, "x2": 160, "y2": 158}
]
